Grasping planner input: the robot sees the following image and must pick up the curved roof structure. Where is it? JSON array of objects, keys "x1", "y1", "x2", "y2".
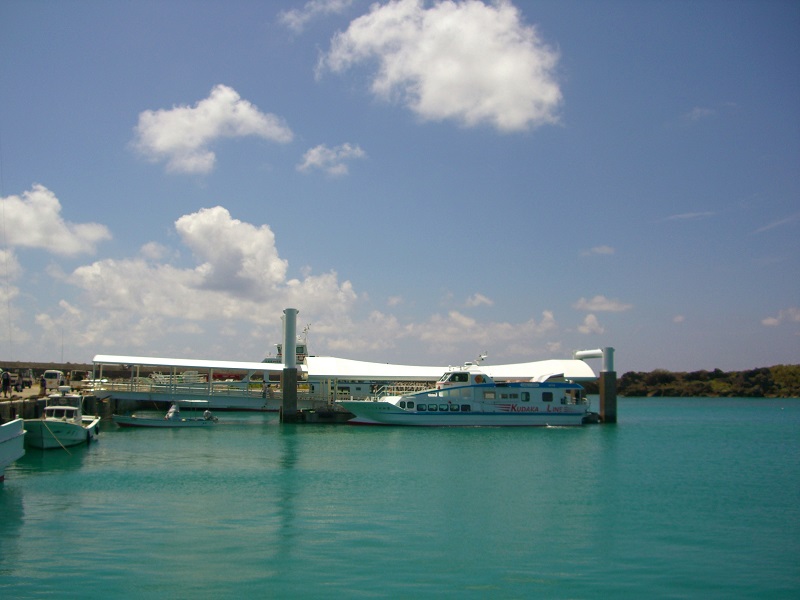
[
  {"x1": 92, "y1": 354, "x2": 289, "y2": 374},
  {"x1": 93, "y1": 354, "x2": 598, "y2": 381}
]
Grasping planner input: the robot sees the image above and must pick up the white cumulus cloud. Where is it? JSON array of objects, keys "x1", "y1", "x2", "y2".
[
  {"x1": 0, "y1": 184, "x2": 111, "y2": 255},
  {"x1": 578, "y1": 314, "x2": 604, "y2": 335},
  {"x1": 405, "y1": 309, "x2": 558, "y2": 357},
  {"x1": 279, "y1": 0, "x2": 356, "y2": 33},
  {"x1": 465, "y1": 293, "x2": 493, "y2": 307},
  {"x1": 318, "y1": 0, "x2": 562, "y2": 132},
  {"x1": 297, "y1": 143, "x2": 366, "y2": 175},
  {"x1": 133, "y1": 84, "x2": 293, "y2": 174},
  {"x1": 573, "y1": 295, "x2": 633, "y2": 313},
  {"x1": 69, "y1": 207, "x2": 357, "y2": 350},
  {"x1": 761, "y1": 307, "x2": 800, "y2": 327}
]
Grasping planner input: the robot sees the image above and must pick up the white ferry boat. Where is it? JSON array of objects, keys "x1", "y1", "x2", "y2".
[{"x1": 338, "y1": 367, "x2": 589, "y2": 426}]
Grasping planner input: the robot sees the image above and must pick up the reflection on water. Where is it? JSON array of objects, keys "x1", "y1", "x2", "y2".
[
  {"x1": 0, "y1": 402, "x2": 797, "y2": 598},
  {"x1": 276, "y1": 426, "x2": 299, "y2": 558},
  {"x1": 0, "y1": 485, "x2": 24, "y2": 571},
  {"x1": 14, "y1": 443, "x2": 92, "y2": 473}
]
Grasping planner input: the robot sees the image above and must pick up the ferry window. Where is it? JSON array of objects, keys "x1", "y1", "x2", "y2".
[
  {"x1": 449, "y1": 404, "x2": 459, "y2": 412},
  {"x1": 460, "y1": 387, "x2": 472, "y2": 397},
  {"x1": 429, "y1": 404, "x2": 438, "y2": 411},
  {"x1": 543, "y1": 392, "x2": 553, "y2": 402},
  {"x1": 453, "y1": 373, "x2": 468, "y2": 383},
  {"x1": 522, "y1": 392, "x2": 530, "y2": 402},
  {"x1": 418, "y1": 404, "x2": 426, "y2": 411},
  {"x1": 461, "y1": 404, "x2": 471, "y2": 412},
  {"x1": 501, "y1": 393, "x2": 508, "y2": 399},
  {"x1": 399, "y1": 401, "x2": 406, "y2": 408},
  {"x1": 439, "y1": 404, "x2": 449, "y2": 412},
  {"x1": 484, "y1": 391, "x2": 496, "y2": 400},
  {"x1": 510, "y1": 393, "x2": 518, "y2": 400},
  {"x1": 407, "y1": 401, "x2": 414, "y2": 409}
]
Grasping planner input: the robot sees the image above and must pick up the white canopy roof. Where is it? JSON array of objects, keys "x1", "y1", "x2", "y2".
[
  {"x1": 92, "y1": 354, "x2": 292, "y2": 374},
  {"x1": 93, "y1": 354, "x2": 597, "y2": 381},
  {"x1": 305, "y1": 356, "x2": 596, "y2": 381}
]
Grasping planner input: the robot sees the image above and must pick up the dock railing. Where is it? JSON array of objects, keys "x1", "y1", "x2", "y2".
[{"x1": 92, "y1": 378, "x2": 336, "y2": 410}]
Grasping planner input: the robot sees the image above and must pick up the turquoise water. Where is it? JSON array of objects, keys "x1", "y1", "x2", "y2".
[{"x1": 1, "y1": 398, "x2": 798, "y2": 599}]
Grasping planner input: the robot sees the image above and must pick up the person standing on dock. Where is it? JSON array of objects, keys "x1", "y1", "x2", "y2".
[{"x1": 1, "y1": 370, "x2": 10, "y2": 398}]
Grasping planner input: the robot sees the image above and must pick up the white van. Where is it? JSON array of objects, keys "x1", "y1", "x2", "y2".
[{"x1": 42, "y1": 370, "x2": 66, "y2": 391}]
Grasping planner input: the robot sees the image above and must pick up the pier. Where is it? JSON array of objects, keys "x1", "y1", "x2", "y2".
[{"x1": 574, "y1": 347, "x2": 617, "y2": 424}]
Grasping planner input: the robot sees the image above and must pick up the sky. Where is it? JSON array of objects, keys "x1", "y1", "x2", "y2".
[{"x1": 0, "y1": 0, "x2": 797, "y2": 374}]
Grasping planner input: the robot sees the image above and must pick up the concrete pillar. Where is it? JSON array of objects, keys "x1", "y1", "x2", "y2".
[
  {"x1": 599, "y1": 370, "x2": 617, "y2": 424},
  {"x1": 280, "y1": 308, "x2": 299, "y2": 423},
  {"x1": 280, "y1": 367, "x2": 298, "y2": 423}
]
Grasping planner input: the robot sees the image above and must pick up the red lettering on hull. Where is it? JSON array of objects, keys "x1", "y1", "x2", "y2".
[{"x1": 498, "y1": 404, "x2": 539, "y2": 413}]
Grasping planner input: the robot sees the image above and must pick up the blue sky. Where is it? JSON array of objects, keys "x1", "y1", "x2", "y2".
[{"x1": 0, "y1": 0, "x2": 797, "y2": 373}]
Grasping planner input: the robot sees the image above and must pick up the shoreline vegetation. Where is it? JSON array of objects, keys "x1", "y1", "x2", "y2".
[
  {"x1": 1, "y1": 361, "x2": 799, "y2": 399},
  {"x1": 593, "y1": 364, "x2": 800, "y2": 398}
]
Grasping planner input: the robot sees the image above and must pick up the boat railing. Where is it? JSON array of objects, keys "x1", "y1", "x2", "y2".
[{"x1": 373, "y1": 382, "x2": 431, "y2": 398}]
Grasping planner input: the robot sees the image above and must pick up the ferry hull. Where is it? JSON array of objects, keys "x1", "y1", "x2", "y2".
[{"x1": 340, "y1": 401, "x2": 586, "y2": 427}]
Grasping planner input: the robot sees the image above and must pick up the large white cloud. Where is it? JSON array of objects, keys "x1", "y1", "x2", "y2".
[
  {"x1": 71, "y1": 207, "x2": 356, "y2": 330},
  {"x1": 318, "y1": 0, "x2": 562, "y2": 132},
  {"x1": 175, "y1": 206, "x2": 288, "y2": 293},
  {"x1": 133, "y1": 85, "x2": 294, "y2": 174},
  {"x1": 0, "y1": 184, "x2": 111, "y2": 255}
]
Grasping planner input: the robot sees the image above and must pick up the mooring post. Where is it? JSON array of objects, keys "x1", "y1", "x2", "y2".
[
  {"x1": 281, "y1": 367, "x2": 298, "y2": 423},
  {"x1": 599, "y1": 347, "x2": 617, "y2": 424},
  {"x1": 280, "y1": 308, "x2": 299, "y2": 423}
]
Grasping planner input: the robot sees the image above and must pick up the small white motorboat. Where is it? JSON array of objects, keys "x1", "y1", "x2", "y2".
[
  {"x1": 24, "y1": 387, "x2": 100, "y2": 449},
  {"x1": 112, "y1": 400, "x2": 218, "y2": 428}
]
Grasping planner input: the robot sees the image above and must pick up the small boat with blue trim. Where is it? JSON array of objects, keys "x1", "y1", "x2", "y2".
[
  {"x1": 112, "y1": 400, "x2": 218, "y2": 428},
  {"x1": 337, "y1": 367, "x2": 589, "y2": 426},
  {"x1": 24, "y1": 387, "x2": 100, "y2": 449}
]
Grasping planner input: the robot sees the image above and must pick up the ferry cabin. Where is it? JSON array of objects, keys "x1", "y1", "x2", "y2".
[{"x1": 398, "y1": 377, "x2": 585, "y2": 415}]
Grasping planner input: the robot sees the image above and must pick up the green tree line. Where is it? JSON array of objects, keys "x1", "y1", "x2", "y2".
[{"x1": 611, "y1": 365, "x2": 800, "y2": 397}]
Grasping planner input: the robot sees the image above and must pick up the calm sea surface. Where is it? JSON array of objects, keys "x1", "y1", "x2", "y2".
[{"x1": 1, "y1": 397, "x2": 798, "y2": 599}]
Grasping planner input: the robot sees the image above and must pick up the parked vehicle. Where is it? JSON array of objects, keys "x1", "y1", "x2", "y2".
[
  {"x1": 42, "y1": 370, "x2": 66, "y2": 392},
  {"x1": 20, "y1": 369, "x2": 33, "y2": 388}
]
